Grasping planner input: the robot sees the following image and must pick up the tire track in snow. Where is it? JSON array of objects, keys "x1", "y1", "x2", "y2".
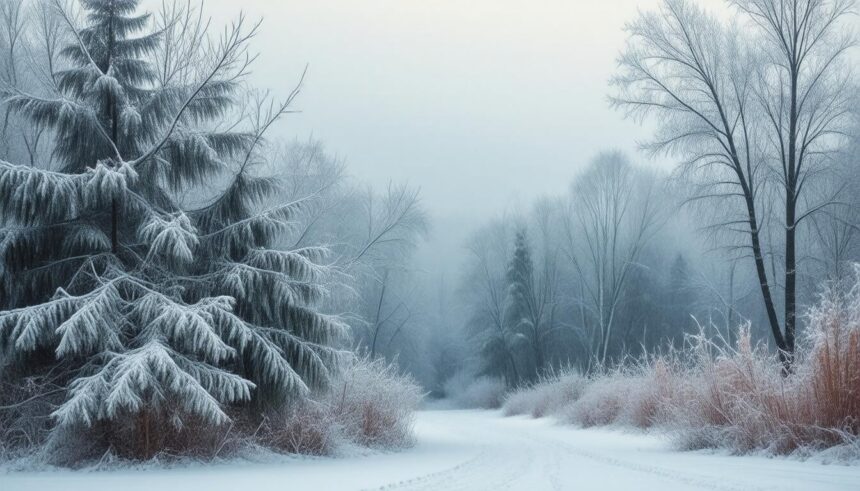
[
  {"x1": 369, "y1": 412, "x2": 769, "y2": 491},
  {"x1": 536, "y1": 433, "x2": 763, "y2": 491},
  {"x1": 362, "y1": 411, "x2": 855, "y2": 491},
  {"x1": 365, "y1": 418, "x2": 538, "y2": 491}
]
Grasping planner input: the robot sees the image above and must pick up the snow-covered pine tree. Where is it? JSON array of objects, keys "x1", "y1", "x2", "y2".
[{"x1": 0, "y1": 0, "x2": 345, "y2": 457}]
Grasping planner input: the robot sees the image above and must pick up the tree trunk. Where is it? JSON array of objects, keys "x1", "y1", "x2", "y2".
[
  {"x1": 783, "y1": 65, "x2": 799, "y2": 371},
  {"x1": 111, "y1": 197, "x2": 118, "y2": 253},
  {"x1": 533, "y1": 335, "x2": 544, "y2": 377},
  {"x1": 108, "y1": 9, "x2": 121, "y2": 255},
  {"x1": 507, "y1": 350, "x2": 520, "y2": 387},
  {"x1": 784, "y1": 194, "x2": 797, "y2": 370},
  {"x1": 744, "y1": 193, "x2": 787, "y2": 354}
]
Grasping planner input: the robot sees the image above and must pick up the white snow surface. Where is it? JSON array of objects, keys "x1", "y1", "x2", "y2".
[{"x1": 3, "y1": 409, "x2": 859, "y2": 490}]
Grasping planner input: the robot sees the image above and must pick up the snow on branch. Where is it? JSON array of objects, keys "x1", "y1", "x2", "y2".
[
  {"x1": 130, "y1": 292, "x2": 237, "y2": 364},
  {"x1": 82, "y1": 160, "x2": 139, "y2": 208},
  {"x1": 0, "y1": 288, "x2": 79, "y2": 353},
  {"x1": 244, "y1": 247, "x2": 330, "y2": 281},
  {"x1": 55, "y1": 283, "x2": 124, "y2": 357},
  {"x1": 0, "y1": 161, "x2": 81, "y2": 224},
  {"x1": 53, "y1": 340, "x2": 254, "y2": 428},
  {"x1": 139, "y1": 212, "x2": 199, "y2": 267}
]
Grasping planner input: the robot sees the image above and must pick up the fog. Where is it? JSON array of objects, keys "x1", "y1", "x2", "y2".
[
  {"x1": 165, "y1": 0, "x2": 665, "y2": 274},
  {"x1": 2, "y1": 0, "x2": 859, "y2": 469}
]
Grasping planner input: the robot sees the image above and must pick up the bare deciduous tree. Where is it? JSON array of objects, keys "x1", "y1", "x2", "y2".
[
  {"x1": 733, "y1": 0, "x2": 855, "y2": 360},
  {"x1": 613, "y1": 0, "x2": 855, "y2": 366},
  {"x1": 362, "y1": 268, "x2": 415, "y2": 359},
  {"x1": 562, "y1": 152, "x2": 663, "y2": 364},
  {"x1": 349, "y1": 183, "x2": 427, "y2": 266}
]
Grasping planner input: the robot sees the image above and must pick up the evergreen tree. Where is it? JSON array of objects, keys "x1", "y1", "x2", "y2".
[
  {"x1": 472, "y1": 311, "x2": 521, "y2": 387},
  {"x1": 0, "y1": 0, "x2": 344, "y2": 456},
  {"x1": 463, "y1": 224, "x2": 521, "y2": 387},
  {"x1": 503, "y1": 228, "x2": 541, "y2": 380}
]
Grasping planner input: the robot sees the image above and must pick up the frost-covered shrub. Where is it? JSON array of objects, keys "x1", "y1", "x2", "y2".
[
  {"x1": 0, "y1": 358, "x2": 422, "y2": 466},
  {"x1": 562, "y1": 371, "x2": 634, "y2": 427},
  {"x1": 500, "y1": 388, "x2": 533, "y2": 417},
  {"x1": 443, "y1": 373, "x2": 506, "y2": 409},
  {"x1": 531, "y1": 370, "x2": 588, "y2": 418},
  {"x1": 668, "y1": 272, "x2": 860, "y2": 454},
  {"x1": 261, "y1": 402, "x2": 338, "y2": 456},
  {"x1": 503, "y1": 366, "x2": 663, "y2": 426},
  {"x1": 321, "y1": 357, "x2": 421, "y2": 449},
  {"x1": 45, "y1": 409, "x2": 240, "y2": 466},
  {"x1": 0, "y1": 371, "x2": 61, "y2": 462},
  {"x1": 617, "y1": 359, "x2": 675, "y2": 428},
  {"x1": 802, "y1": 273, "x2": 860, "y2": 442},
  {"x1": 503, "y1": 267, "x2": 860, "y2": 457},
  {"x1": 502, "y1": 368, "x2": 586, "y2": 417},
  {"x1": 664, "y1": 329, "x2": 777, "y2": 451}
]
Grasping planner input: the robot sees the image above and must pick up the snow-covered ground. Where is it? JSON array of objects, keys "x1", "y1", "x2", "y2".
[{"x1": 4, "y1": 409, "x2": 859, "y2": 490}]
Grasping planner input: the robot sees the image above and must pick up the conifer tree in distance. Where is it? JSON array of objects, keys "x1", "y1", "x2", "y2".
[{"x1": 504, "y1": 228, "x2": 540, "y2": 380}]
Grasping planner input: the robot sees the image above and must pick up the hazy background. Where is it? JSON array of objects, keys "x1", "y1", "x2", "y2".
[{"x1": 164, "y1": 0, "x2": 666, "y2": 274}]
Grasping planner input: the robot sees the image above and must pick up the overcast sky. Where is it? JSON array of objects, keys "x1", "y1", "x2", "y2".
[{"x1": 175, "y1": 0, "x2": 668, "y2": 274}]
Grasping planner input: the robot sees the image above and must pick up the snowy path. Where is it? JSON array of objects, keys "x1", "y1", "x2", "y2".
[{"x1": 3, "y1": 409, "x2": 859, "y2": 490}]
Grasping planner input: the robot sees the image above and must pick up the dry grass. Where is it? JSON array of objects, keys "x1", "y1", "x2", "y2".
[
  {"x1": 322, "y1": 356, "x2": 422, "y2": 449},
  {"x1": 242, "y1": 357, "x2": 422, "y2": 455},
  {"x1": 504, "y1": 363, "x2": 672, "y2": 429},
  {"x1": 262, "y1": 404, "x2": 335, "y2": 456},
  {"x1": 503, "y1": 369, "x2": 586, "y2": 418},
  {"x1": 502, "y1": 267, "x2": 860, "y2": 457}
]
